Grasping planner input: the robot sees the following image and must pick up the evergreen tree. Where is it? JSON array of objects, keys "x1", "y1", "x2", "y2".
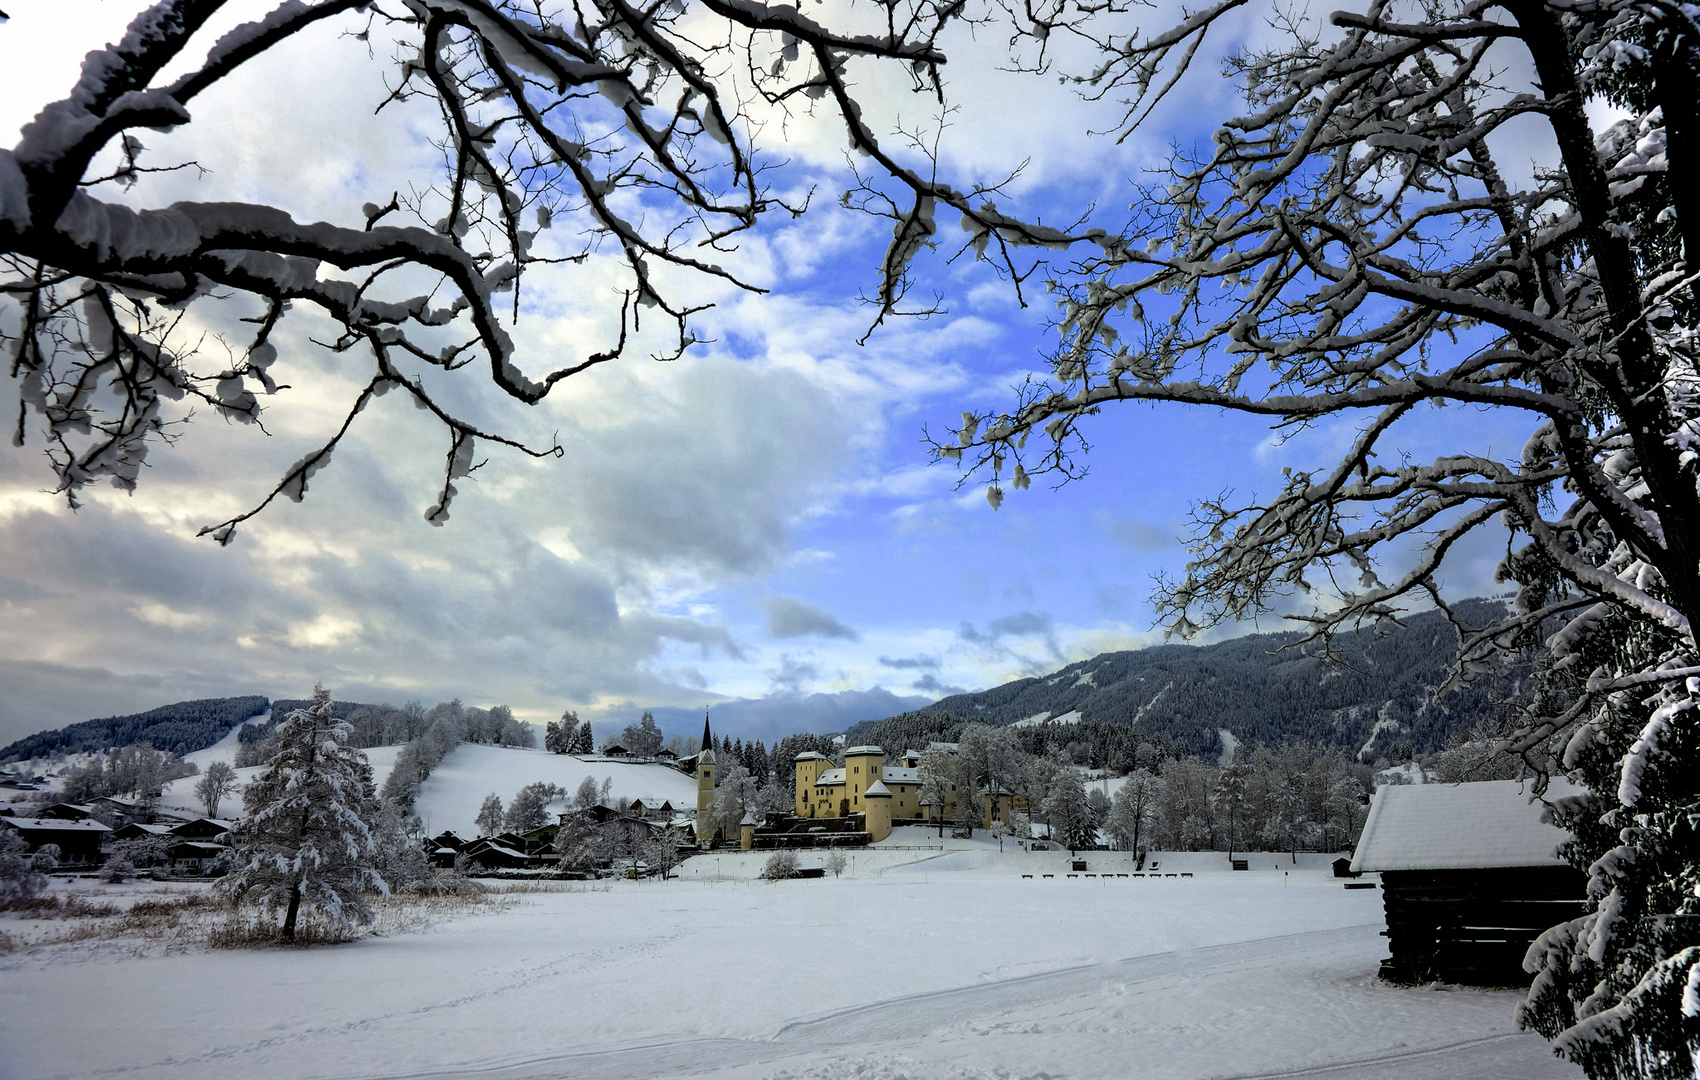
[
  {"x1": 371, "y1": 803, "x2": 432, "y2": 889},
  {"x1": 219, "y1": 686, "x2": 386, "y2": 942},
  {"x1": 573, "y1": 721, "x2": 596, "y2": 755},
  {"x1": 621, "y1": 712, "x2": 664, "y2": 757},
  {"x1": 1520, "y1": 609, "x2": 1700, "y2": 1078},
  {"x1": 474, "y1": 793, "x2": 504, "y2": 837}
]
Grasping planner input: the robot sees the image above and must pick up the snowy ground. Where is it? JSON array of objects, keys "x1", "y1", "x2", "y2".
[{"x1": 0, "y1": 841, "x2": 1580, "y2": 1080}]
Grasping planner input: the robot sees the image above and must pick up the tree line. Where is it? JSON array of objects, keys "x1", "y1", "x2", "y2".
[{"x1": 1, "y1": 696, "x2": 269, "y2": 762}]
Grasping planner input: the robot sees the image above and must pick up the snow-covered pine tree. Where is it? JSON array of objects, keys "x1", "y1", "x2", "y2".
[
  {"x1": 371, "y1": 803, "x2": 433, "y2": 890},
  {"x1": 573, "y1": 722, "x2": 596, "y2": 756},
  {"x1": 474, "y1": 794, "x2": 505, "y2": 837},
  {"x1": 219, "y1": 685, "x2": 386, "y2": 943},
  {"x1": 1519, "y1": 607, "x2": 1700, "y2": 1079}
]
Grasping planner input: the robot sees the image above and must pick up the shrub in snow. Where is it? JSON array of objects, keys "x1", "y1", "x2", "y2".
[
  {"x1": 824, "y1": 852, "x2": 847, "y2": 878},
  {"x1": 218, "y1": 685, "x2": 386, "y2": 943},
  {"x1": 761, "y1": 851, "x2": 798, "y2": 880},
  {"x1": 99, "y1": 856, "x2": 136, "y2": 884},
  {"x1": 0, "y1": 834, "x2": 57, "y2": 903}
]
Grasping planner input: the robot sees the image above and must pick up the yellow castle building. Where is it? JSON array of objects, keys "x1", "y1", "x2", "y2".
[
  {"x1": 793, "y1": 746, "x2": 925, "y2": 832},
  {"x1": 689, "y1": 727, "x2": 1021, "y2": 847},
  {"x1": 792, "y1": 744, "x2": 1020, "y2": 841}
]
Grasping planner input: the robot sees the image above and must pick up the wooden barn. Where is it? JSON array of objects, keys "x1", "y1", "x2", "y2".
[{"x1": 1351, "y1": 779, "x2": 1587, "y2": 986}]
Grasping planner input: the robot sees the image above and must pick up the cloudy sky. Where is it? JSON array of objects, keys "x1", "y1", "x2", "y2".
[{"x1": 0, "y1": 0, "x2": 1524, "y2": 748}]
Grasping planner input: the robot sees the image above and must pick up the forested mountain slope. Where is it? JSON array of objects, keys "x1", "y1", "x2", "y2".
[
  {"x1": 0, "y1": 696, "x2": 270, "y2": 761},
  {"x1": 854, "y1": 600, "x2": 1518, "y2": 761}
]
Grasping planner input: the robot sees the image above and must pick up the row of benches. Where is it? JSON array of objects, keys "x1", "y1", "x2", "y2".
[{"x1": 1020, "y1": 872, "x2": 1195, "y2": 879}]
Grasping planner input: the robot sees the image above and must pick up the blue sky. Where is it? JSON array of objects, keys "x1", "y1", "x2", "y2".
[{"x1": 0, "y1": 0, "x2": 1519, "y2": 748}]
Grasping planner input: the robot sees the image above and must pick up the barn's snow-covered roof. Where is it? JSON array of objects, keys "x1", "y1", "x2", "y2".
[{"x1": 1351, "y1": 778, "x2": 1581, "y2": 873}]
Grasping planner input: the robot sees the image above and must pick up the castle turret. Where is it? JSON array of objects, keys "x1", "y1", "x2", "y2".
[
  {"x1": 844, "y1": 745, "x2": 884, "y2": 814},
  {"x1": 694, "y1": 712, "x2": 716, "y2": 845},
  {"x1": 863, "y1": 779, "x2": 893, "y2": 842},
  {"x1": 794, "y1": 751, "x2": 830, "y2": 817}
]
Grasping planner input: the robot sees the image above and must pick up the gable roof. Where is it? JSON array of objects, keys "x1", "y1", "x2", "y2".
[
  {"x1": 1351, "y1": 778, "x2": 1582, "y2": 873},
  {"x1": 1, "y1": 816, "x2": 112, "y2": 834}
]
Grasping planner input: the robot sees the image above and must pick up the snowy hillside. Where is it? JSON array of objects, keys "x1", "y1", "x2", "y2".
[
  {"x1": 153, "y1": 718, "x2": 409, "y2": 821},
  {"x1": 852, "y1": 597, "x2": 1521, "y2": 760},
  {"x1": 413, "y1": 744, "x2": 700, "y2": 835}
]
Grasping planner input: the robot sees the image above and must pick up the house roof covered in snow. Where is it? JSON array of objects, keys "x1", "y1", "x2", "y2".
[
  {"x1": 1350, "y1": 779, "x2": 1582, "y2": 873},
  {"x1": 845, "y1": 745, "x2": 883, "y2": 756},
  {"x1": 1, "y1": 817, "x2": 112, "y2": 833},
  {"x1": 880, "y1": 767, "x2": 919, "y2": 784},
  {"x1": 815, "y1": 768, "x2": 846, "y2": 786}
]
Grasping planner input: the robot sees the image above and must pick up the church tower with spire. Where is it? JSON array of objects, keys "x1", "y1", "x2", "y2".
[{"x1": 693, "y1": 711, "x2": 716, "y2": 845}]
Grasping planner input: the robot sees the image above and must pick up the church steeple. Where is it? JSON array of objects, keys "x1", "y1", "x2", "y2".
[{"x1": 694, "y1": 708, "x2": 716, "y2": 845}]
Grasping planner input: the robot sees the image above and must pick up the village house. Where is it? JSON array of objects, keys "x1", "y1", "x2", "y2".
[
  {"x1": 1351, "y1": 778, "x2": 1588, "y2": 986},
  {"x1": 0, "y1": 815, "x2": 111, "y2": 866},
  {"x1": 165, "y1": 841, "x2": 228, "y2": 876},
  {"x1": 168, "y1": 818, "x2": 233, "y2": 842}
]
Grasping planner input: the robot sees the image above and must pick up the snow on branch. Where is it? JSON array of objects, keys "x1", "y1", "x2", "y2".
[{"x1": 3, "y1": 0, "x2": 1089, "y2": 538}]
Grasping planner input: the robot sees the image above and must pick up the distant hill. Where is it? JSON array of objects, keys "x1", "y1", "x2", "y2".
[
  {"x1": 0, "y1": 696, "x2": 271, "y2": 762},
  {"x1": 848, "y1": 599, "x2": 1518, "y2": 761}
]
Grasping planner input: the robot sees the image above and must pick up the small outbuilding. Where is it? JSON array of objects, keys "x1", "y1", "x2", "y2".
[{"x1": 1351, "y1": 779, "x2": 1587, "y2": 986}]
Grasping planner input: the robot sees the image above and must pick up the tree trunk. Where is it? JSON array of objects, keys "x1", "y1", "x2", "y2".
[{"x1": 281, "y1": 881, "x2": 302, "y2": 942}]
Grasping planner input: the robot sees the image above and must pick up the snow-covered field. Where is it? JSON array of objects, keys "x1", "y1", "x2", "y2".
[{"x1": 0, "y1": 841, "x2": 1580, "y2": 1080}]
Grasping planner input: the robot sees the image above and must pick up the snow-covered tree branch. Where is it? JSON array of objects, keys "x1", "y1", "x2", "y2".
[{"x1": 2, "y1": 0, "x2": 1088, "y2": 541}]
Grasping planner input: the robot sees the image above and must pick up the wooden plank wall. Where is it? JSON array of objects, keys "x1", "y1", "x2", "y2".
[{"x1": 1378, "y1": 866, "x2": 1587, "y2": 986}]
